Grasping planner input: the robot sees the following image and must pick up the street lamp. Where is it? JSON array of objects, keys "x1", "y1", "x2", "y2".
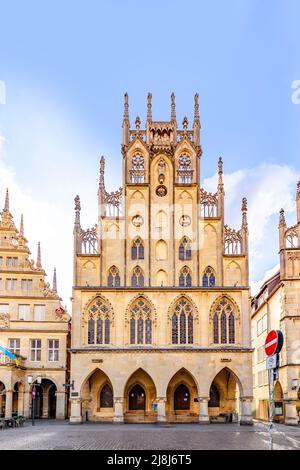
[{"x1": 27, "y1": 375, "x2": 42, "y2": 426}]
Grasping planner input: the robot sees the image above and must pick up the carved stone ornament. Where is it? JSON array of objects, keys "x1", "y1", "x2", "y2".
[
  {"x1": 0, "y1": 313, "x2": 10, "y2": 329},
  {"x1": 180, "y1": 215, "x2": 191, "y2": 227},
  {"x1": 158, "y1": 158, "x2": 166, "y2": 184},
  {"x1": 156, "y1": 185, "x2": 167, "y2": 197},
  {"x1": 132, "y1": 215, "x2": 144, "y2": 227}
]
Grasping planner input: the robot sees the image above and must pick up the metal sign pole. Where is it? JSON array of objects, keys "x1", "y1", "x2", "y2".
[{"x1": 268, "y1": 367, "x2": 274, "y2": 450}]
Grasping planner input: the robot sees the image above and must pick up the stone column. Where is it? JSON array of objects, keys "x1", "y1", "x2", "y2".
[
  {"x1": 69, "y1": 398, "x2": 82, "y2": 424},
  {"x1": 5, "y1": 390, "x2": 13, "y2": 419},
  {"x1": 113, "y1": 397, "x2": 124, "y2": 423},
  {"x1": 157, "y1": 397, "x2": 167, "y2": 422},
  {"x1": 18, "y1": 391, "x2": 24, "y2": 416},
  {"x1": 285, "y1": 400, "x2": 299, "y2": 426},
  {"x1": 42, "y1": 392, "x2": 49, "y2": 418},
  {"x1": 199, "y1": 397, "x2": 210, "y2": 424},
  {"x1": 239, "y1": 397, "x2": 253, "y2": 425},
  {"x1": 56, "y1": 391, "x2": 66, "y2": 419},
  {"x1": 23, "y1": 391, "x2": 31, "y2": 418}
]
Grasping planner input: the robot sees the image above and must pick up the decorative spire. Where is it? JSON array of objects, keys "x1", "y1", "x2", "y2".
[
  {"x1": 218, "y1": 157, "x2": 224, "y2": 195},
  {"x1": 4, "y1": 188, "x2": 9, "y2": 211},
  {"x1": 135, "y1": 115, "x2": 141, "y2": 130},
  {"x1": 19, "y1": 214, "x2": 24, "y2": 236},
  {"x1": 297, "y1": 180, "x2": 300, "y2": 199},
  {"x1": 123, "y1": 92, "x2": 129, "y2": 122},
  {"x1": 74, "y1": 195, "x2": 81, "y2": 227},
  {"x1": 241, "y1": 197, "x2": 248, "y2": 230},
  {"x1": 36, "y1": 241, "x2": 42, "y2": 269},
  {"x1": 53, "y1": 267, "x2": 57, "y2": 293},
  {"x1": 279, "y1": 208, "x2": 286, "y2": 227},
  {"x1": 99, "y1": 156, "x2": 105, "y2": 190},
  {"x1": 147, "y1": 92, "x2": 152, "y2": 122},
  {"x1": 194, "y1": 93, "x2": 200, "y2": 123},
  {"x1": 171, "y1": 92, "x2": 176, "y2": 122}
]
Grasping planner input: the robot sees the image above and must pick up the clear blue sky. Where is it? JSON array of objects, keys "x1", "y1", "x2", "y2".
[{"x1": 0, "y1": 0, "x2": 300, "y2": 303}]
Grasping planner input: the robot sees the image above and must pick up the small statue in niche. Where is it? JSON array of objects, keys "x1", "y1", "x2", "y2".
[{"x1": 158, "y1": 158, "x2": 166, "y2": 184}]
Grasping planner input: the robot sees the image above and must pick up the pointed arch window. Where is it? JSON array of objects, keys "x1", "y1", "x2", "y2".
[
  {"x1": 130, "y1": 154, "x2": 145, "y2": 183},
  {"x1": 107, "y1": 266, "x2": 120, "y2": 287},
  {"x1": 129, "y1": 297, "x2": 152, "y2": 345},
  {"x1": 212, "y1": 297, "x2": 237, "y2": 345},
  {"x1": 179, "y1": 266, "x2": 192, "y2": 287},
  {"x1": 100, "y1": 384, "x2": 113, "y2": 408},
  {"x1": 179, "y1": 237, "x2": 192, "y2": 261},
  {"x1": 87, "y1": 297, "x2": 112, "y2": 345},
  {"x1": 131, "y1": 266, "x2": 144, "y2": 287},
  {"x1": 202, "y1": 266, "x2": 216, "y2": 287},
  {"x1": 177, "y1": 154, "x2": 193, "y2": 183},
  {"x1": 131, "y1": 238, "x2": 144, "y2": 260},
  {"x1": 171, "y1": 297, "x2": 194, "y2": 345}
]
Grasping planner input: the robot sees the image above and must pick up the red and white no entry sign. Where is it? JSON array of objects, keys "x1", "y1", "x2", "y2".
[{"x1": 264, "y1": 330, "x2": 283, "y2": 357}]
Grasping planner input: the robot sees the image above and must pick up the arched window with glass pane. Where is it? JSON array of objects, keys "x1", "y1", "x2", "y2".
[
  {"x1": 131, "y1": 238, "x2": 144, "y2": 260},
  {"x1": 100, "y1": 384, "x2": 113, "y2": 408},
  {"x1": 171, "y1": 297, "x2": 194, "y2": 345},
  {"x1": 202, "y1": 266, "x2": 216, "y2": 287},
  {"x1": 131, "y1": 266, "x2": 144, "y2": 287},
  {"x1": 107, "y1": 266, "x2": 120, "y2": 287},
  {"x1": 179, "y1": 237, "x2": 192, "y2": 261},
  {"x1": 129, "y1": 297, "x2": 153, "y2": 345},
  {"x1": 179, "y1": 266, "x2": 192, "y2": 287},
  {"x1": 130, "y1": 154, "x2": 145, "y2": 183},
  {"x1": 86, "y1": 297, "x2": 113, "y2": 345},
  {"x1": 211, "y1": 297, "x2": 237, "y2": 345}
]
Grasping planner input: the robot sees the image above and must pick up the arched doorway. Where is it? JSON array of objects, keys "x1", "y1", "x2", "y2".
[
  {"x1": 174, "y1": 384, "x2": 190, "y2": 410},
  {"x1": 31, "y1": 379, "x2": 57, "y2": 419},
  {"x1": 124, "y1": 369, "x2": 157, "y2": 423},
  {"x1": 129, "y1": 384, "x2": 146, "y2": 410},
  {"x1": 12, "y1": 382, "x2": 24, "y2": 416},
  {"x1": 274, "y1": 381, "x2": 284, "y2": 423},
  {"x1": 208, "y1": 368, "x2": 241, "y2": 423},
  {"x1": 166, "y1": 368, "x2": 199, "y2": 422},
  {"x1": 81, "y1": 369, "x2": 114, "y2": 422},
  {"x1": 0, "y1": 382, "x2": 6, "y2": 417}
]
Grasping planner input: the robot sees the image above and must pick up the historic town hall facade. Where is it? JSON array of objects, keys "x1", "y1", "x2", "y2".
[{"x1": 69, "y1": 94, "x2": 253, "y2": 424}]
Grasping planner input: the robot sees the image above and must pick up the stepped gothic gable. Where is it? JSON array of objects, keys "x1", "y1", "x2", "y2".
[{"x1": 70, "y1": 93, "x2": 253, "y2": 425}]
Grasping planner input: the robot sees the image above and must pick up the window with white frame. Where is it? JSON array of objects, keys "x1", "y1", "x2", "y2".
[
  {"x1": 6, "y1": 257, "x2": 18, "y2": 268},
  {"x1": 0, "y1": 303, "x2": 9, "y2": 315},
  {"x1": 257, "y1": 345, "x2": 266, "y2": 363},
  {"x1": 5, "y1": 278, "x2": 17, "y2": 291},
  {"x1": 34, "y1": 305, "x2": 45, "y2": 321},
  {"x1": 8, "y1": 338, "x2": 20, "y2": 355},
  {"x1": 21, "y1": 279, "x2": 33, "y2": 291},
  {"x1": 257, "y1": 314, "x2": 268, "y2": 336},
  {"x1": 48, "y1": 340, "x2": 59, "y2": 362},
  {"x1": 30, "y1": 339, "x2": 41, "y2": 361},
  {"x1": 18, "y1": 304, "x2": 30, "y2": 320}
]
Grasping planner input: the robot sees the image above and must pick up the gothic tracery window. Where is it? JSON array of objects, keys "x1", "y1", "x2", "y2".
[
  {"x1": 107, "y1": 265, "x2": 120, "y2": 287},
  {"x1": 171, "y1": 297, "x2": 194, "y2": 345},
  {"x1": 179, "y1": 237, "x2": 192, "y2": 261},
  {"x1": 129, "y1": 297, "x2": 152, "y2": 345},
  {"x1": 100, "y1": 383, "x2": 113, "y2": 408},
  {"x1": 179, "y1": 266, "x2": 192, "y2": 287},
  {"x1": 212, "y1": 297, "x2": 237, "y2": 345},
  {"x1": 177, "y1": 155, "x2": 193, "y2": 184},
  {"x1": 131, "y1": 266, "x2": 144, "y2": 287},
  {"x1": 87, "y1": 297, "x2": 112, "y2": 345},
  {"x1": 202, "y1": 266, "x2": 216, "y2": 287},
  {"x1": 130, "y1": 154, "x2": 145, "y2": 183},
  {"x1": 131, "y1": 238, "x2": 144, "y2": 260}
]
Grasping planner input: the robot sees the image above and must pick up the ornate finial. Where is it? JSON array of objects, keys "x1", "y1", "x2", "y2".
[
  {"x1": 242, "y1": 197, "x2": 247, "y2": 213},
  {"x1": 135, "y1": 115, "x2": 141, "y2": 130},
  {"x1": 99, "y1": 156, "x2": 105, "y2": 189},
  {"x1": 20, "y1": 214, "x2": 24, "y2": 236},
  {"x1": 241, "y1": 197, "x2": 248, "y2": 232},
  {"x1": 218, "y1": 157, "x2": 224, "y2": 195},
  {"x1": 4, "y1": 188, "x2": 9, "y2": 211},
  {"x1": 74, "y1": 195, "x2": 81, "y2": 226},
  {"x1": 123, "y1": 92, "x2": 129, "y2": 121},
  {"x1": 37, "y1": 241, "x2": 42, "y2": 269},
  {"x1": 53, "y1": 267, "x2": 57, "y2": 293},
  {"x1": 171, "y1": 92, "x2": 176, "y2": 122},
  {"x1": 297, "y1": 180, "x2": 300, "y2": 199},
  {"x1": 194, "y1": 93, "x2": 200, "y2": 122},
  {"x1": 147, "y1": 92, "x2": 152, "y2": 121},
  {"x1": 182, "y1": 116, "x2": 188, "y2": 130},
  {"x1": 279, "y1": 208, "x2": 286, "y2": 227}
]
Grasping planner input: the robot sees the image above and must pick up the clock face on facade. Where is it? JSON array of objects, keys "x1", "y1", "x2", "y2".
[
  {"x1": 132, "y1": 215, "x2": 144, "y2": 227},
  {"x1": 180, "y1": 215, "x2": 191, "y2": 227}
]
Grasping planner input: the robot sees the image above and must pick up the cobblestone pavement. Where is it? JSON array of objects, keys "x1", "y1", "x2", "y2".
[{"x1": 0, "y1": 420, "x2": 299, "y2": 450}]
